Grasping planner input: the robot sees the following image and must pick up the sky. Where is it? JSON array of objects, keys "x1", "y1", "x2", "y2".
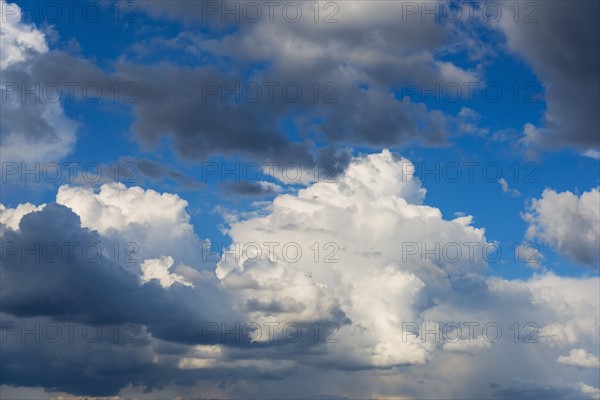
[{"x1": 0, "y1": 0, "x2": 599, "y2": 398}]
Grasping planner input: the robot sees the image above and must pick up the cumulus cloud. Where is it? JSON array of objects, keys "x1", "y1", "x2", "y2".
[
  {"x1": 0, "y1": 203, "x2": 200, "y2": 326},
  {"x1": 557, "y1": 349, "x2": 600, "y2": 369},
  {"x1": 216, "y1": 150, "x2": 491, "y2": 367},
  {"x1": 0, "y1": 200, "x2": 242, "y2": 395},
  {"x1": 523, "y1": 188, "x2": 600, "y2": 267},
  {"x1": 0, "y1": 0, "x2": 47, "y2": 69},
  {"x1": 140, "y1": 256, "x2": 194, "y2": 288},
  {"x1": 0, "y1": 202, "x2": 44, "y2": 234},
  {"x1": 209, "y1": 151, "x2": 599, "y2": 396},
  {"x1": 579, "y1": 382, "x2": 600, "y2": 398},
  {"x1": 55, "y1": 182, "x2": 210, "y2": 269},
  {"x1": 1, "y1": 151, "x2": 599, "y2": 398}
]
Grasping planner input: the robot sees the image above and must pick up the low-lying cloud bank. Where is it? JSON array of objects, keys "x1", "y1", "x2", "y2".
[{"x1": 1, "y1": 151, "x2": 598, "y2": 398}]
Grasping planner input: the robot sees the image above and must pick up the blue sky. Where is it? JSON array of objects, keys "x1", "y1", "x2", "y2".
[{"x1": 1, "y1": 1, "x2": 599, "y2": 398}]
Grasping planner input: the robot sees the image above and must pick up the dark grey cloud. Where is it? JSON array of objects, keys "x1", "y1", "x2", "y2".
[
  {"x1": 115, "y1": 60, "x2": 451, "y2": 163},
  {"x1": 0, "y1": 92, "x2": 58, "y2": 140},
  {"x1": 313, "y1": 88, "x2": 448, "y2": 146},
  {"x1": 0, "y1": 203, "x2": 245, "y2": 347},
  {"x1": 14, "y1": 51, "x2": 354, "y2": 170},
  {"x1": 0, "y1": 203, "x2": 339, "y2": 395},
  {"x1": 1, "y1": 203, "x2": 193, "y2": 325},
  {"x1": 223, "y1": 181, "x2": 278, "y2": 196},
  {"x1": 499, "y1": 0, "x2": 600, "y2": 150},
  {"x1": 134, "y1": 0, "x2": 600, "y2": 154},
  {"x1": 3, "y1": 2, "x2": 463, "y2": 166},
  {"x1": 118, "y1": 157, "x2": 205, "y2": 190},
  {"x1": 0, "y1": 314, "x2": 309, "y2": 396},
  {"x1": 125, "y1": 1, "x2": 460, "y2": 151},
  {"x1": 0, "y1": 59, "x2": 77, "y2": 163},
  {"x1": 2, "y1": 1, "x2": 475, "y2": 170},
  {"x1": 0, "y1": 316, "x2": 160, "y2": 396},
  {"x1": 0, "y1": 204, "x2": 200, "y2": 395}
]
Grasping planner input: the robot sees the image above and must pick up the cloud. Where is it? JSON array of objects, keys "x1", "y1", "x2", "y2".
[
  {"x1": 216, "y1": 149, "x2": 491, "y2": 367},
  {"x1": 0, "y1": 203, "x2": 201, "y2": 326},
  {"x1": 498, "y1": 1, "x2": 600, "y2": 151},
  {"x1": 0, "y1": 0, "x2": 47, "y2": 69},
  {"x1": 0, "y1": 201, "x2": 242, "y2": 395},
  {"x1": 118, "y1": 157, "x2": 205, "y2": 190},
  {"x1": 140, "y1": 256, "x2": 194, "y2": 288},
  {"x1": 0, "y1": 0, "x2": 77, "y2": 163},
  {"x1": 238, "y1": 153, "x2": 600, "y2": 396},
  {"x1": 583, "y1": 149, "x2": 600, "y2": 160},
  {"x1": 0, "y1": 203, "x2": 44, "y2": 235},
  {"x1": 223, "y1": 181, "x2": 282, "y2": 197},
  {"x1": 557, "y1": 349, "x2": 600, "y2": 369},
  {"x1": 514, "y1": 242, "x2": 543, "y2": 269},
  {"x1": 111, "y1": 1, "x2": 483, "y2": 157},
  {"x1": 579, "y1": 383, "x2": 600, "y2": 398},
  {"x1": 523, "y1": 188, "x2": 600, "y2": 267},
  {"x1": 491, "y1": 379, "x2": 599, "y2": 399},
  {"x1": 499, "y1": 178, "x2": 521, "y2": 197},
  {"x1": 540, "y1": 319, "x2": 599, "y2": 348},
  {"x1": 1, "y1": 151, "x2": 599, "y2": 398},
  {"x1": 55, "y1": 182, "x2": 210, "y2": 269}
]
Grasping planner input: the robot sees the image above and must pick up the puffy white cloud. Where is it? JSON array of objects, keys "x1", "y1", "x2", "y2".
[
  {"x1": 216, "y1": 149, "x2": 488, "y2": 367},
  {"x1": 0, "y1": 202, "x2": 44, "y2": 234},
  {"x1": 140, "y1": 256, "x2": 194, "y2": 288},
  {"x1": 55, "y1": 182, "x2": 210, "y2": 269},
  {"x1": 2, "y1": 182, "x2": 215, "y2": 292},
  {"x1": 413, "y1": 272, "x2": 600, "y2": 399},
  {"x1": 579, "y1": 382, "x2": 600, "y2": 398},
  {"x1": 557, "y1": 349, "x2": 600, "y2": 369},
  {"x1": 523, "y1": 188, "x2": 600, "y2": 267},
  {"x1": 56, "y1": 183, "x2": 190, "y2": 234},
  {"x1": 0, "y1": 0, "x2": 47, "y2": 69},
  {"x1": 212, "y1": 151, "x2": 599, "y2": 387}
]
